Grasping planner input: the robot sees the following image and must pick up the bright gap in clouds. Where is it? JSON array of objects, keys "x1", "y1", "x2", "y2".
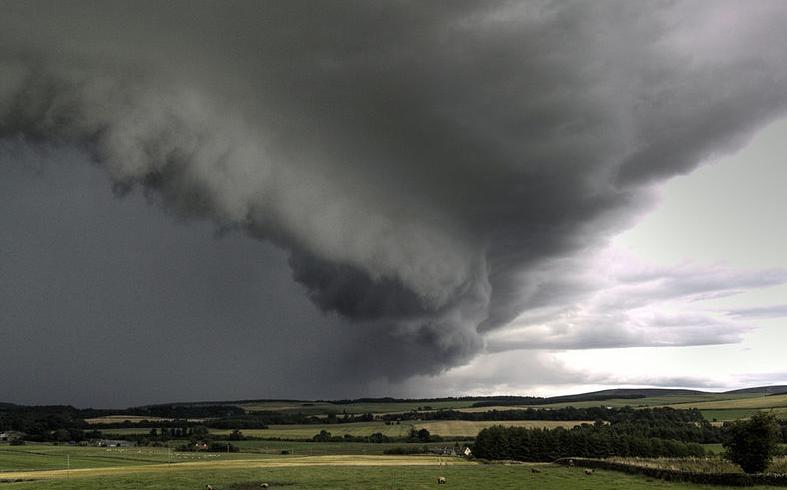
[
  {"x1": 557, "y1": 117, "x2": 787, "y2": 392},
  {"x1": 425, "y1": 117, "x2": 787, "y2": 397}
]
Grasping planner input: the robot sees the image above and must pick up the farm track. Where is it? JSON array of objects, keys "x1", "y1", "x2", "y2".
[{"x1": 0, "y1": 455, "x2": 468, "y2": 481}]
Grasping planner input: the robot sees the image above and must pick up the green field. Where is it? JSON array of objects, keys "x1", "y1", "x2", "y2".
[
  {"x1": 105, "y1": 421, "x2": 413, "y2": 440},
  {"x1": 702, "y1": 443, "x2": 787, "y2": 455},
  {"x1": 104, "y1": 419, "x2": 587, "y2": 440},
  {"x1": 667, "y1": 394, "x2": 787, "y2": 410},
  {"x1": 467, "y1": 393, "x2": 764, "y2": 411},
  {"x1": 699, "y1": 408, "x2": 787, "y2": 422},
  {"x1": 237, "y1": 400, "x2": 478, "y2": 415},
  {"x1": 230, "y1": 440, "x2": 471, "y2": 456},
  {"x1": 418, "y1": 420, "x2": 592, "y2": 437},
  {"x1": 451, "y1": 393, "x2": 787, "y2": 424},
  {"x1": 0, "y1": 445, "x2": 258, "y2": 472},
  {"x1": 2, "y1": 450, "x2": 777, "y2": 490}
]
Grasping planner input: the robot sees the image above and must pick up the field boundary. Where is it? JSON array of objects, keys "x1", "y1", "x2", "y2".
[{"x1": 555, "y1": 457, "x2": 787, "y2": 487}]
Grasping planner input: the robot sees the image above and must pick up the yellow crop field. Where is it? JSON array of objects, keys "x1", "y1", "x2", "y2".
[
  {"x1": 667, "y1": 393, "x2": 787, "y2": 410},
  {"x1": 417, "y1": 420, "x2": 592, "y2": 437}
]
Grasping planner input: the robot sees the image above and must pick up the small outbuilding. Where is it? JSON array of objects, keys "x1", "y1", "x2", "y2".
[{"x1": 0, "y1": 431, "x2": 25, "y2": 442}]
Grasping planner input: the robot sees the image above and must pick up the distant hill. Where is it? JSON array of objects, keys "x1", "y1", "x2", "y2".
[
  {"x1": 130, "y1": 385, "x2": 787, "y2": 411},
  {"x1": 470, "y1": 388, "x2": 710, "y2": 408},
  {"x1": 6, "y1": 385, "x2": 787, "y2": 412},
  {"x1": 723, "y1": 385, "x2": 787, "y2": 396}
]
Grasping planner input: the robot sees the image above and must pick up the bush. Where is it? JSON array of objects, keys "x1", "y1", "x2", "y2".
[
  {"x1": 723, "y1": 412, "x2": 781, "y2": 473},
  {"x1": 383, "y1": 445, "x2": 430, "y2": 455}
]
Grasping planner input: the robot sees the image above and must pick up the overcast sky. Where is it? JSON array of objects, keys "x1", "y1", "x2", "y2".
[{"x1": 1, "y1": 1, "x2": 786, "y2": 408}]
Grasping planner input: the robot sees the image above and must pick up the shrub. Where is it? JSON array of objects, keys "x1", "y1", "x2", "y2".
[{"x1": 723, "y1": 412, "x2": 781, "y2": 473}]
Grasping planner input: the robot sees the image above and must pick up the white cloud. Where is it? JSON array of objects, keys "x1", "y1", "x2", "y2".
[{"x1": 485, "y1": 248, "x2": 787, "y2": 351}]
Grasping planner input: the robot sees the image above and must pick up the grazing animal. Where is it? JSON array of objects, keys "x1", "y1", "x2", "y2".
[
  {"x1": 260, "y1": 484, "x2": 269, "y2": 488},
  {"x1": 205, "y1": 486, "x2": 214, "y2": 490},
  {"x1": 437, "y1": 476, "x2": 446, "y2": 484},
  {"x1": 584, "y1": 469, "x2": 594, "y2": 475},
  {"x1": 531, "y1": 467, "x2": 541, "y2": 473}
]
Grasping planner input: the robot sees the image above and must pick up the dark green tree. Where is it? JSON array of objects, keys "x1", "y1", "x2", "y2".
[{"x1": 723, "y1": 412, "x2": 781, "y2": 473}]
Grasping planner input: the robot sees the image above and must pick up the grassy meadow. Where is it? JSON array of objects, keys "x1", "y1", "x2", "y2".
[
  {"x1": 237, "y1": 400, "x2": 478, "y2": 415},
  {"x1": 8, "y1": 389, "x2": 787, "y2": 488},
  {"x1": 3, "y1": 447, "x2": 780, "y2": 490},
  {"x1": 102, "y1": 419, "x2": 589, "y2": 440}
]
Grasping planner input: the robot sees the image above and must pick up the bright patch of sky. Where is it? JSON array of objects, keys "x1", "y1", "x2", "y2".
[{"x1": 557, "y1": 117, "x2": 787, "y2": 391}]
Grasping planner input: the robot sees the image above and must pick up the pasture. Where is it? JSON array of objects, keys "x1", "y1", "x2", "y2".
[
  {"x1": 2, "y1": 450, "x2": 774, "y2": 489},
  {"x1": 466, "y1": 393, "x2": 765, "y2": 411},
  {"x1": 84, "y1": 415, "x2": 205, "y2": 425},
  {"x1": 0, "y1": 445, "x2": 258, "y2": 472},
  {"x1": 417, "y1": 420, "x2": 593, "y2": 437},
  {"x1": 230, "y1": 440, "x2": 471, "y2": 456},
  {"x1": 103, "y1": 419, "x2": 587, "y2": 440},
  {"x1": 237, "y1": 399, "x2": 478, "y2": 415},
  {"x1": 667, "y1": 394, "x2": 787, "y2": 410}
]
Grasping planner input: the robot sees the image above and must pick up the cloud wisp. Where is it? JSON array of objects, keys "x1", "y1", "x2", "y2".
[{"x1": 487, "y1": 250, "x2": 787, "y2": 351}]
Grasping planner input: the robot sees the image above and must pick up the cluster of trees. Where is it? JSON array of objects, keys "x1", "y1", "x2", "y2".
[
  {"x1": 176, "y1": 441, "x2": 239, "y2": 453},
  {"x1": 381, "y1": 406, "x2": 706, "y2": 423},
  {"x1": 0, "y1": 405, "x2": 108, "y2": 442},
  {"x1": 723, "y1": 413, "x2": 783, "y2": 473},
  {"x1": 126, "y1": 404, "x2": 245, "y2": 419},
  {"x1": 309, "y1": 427, "x2": 436, "y2": 444},
  {"x1": 311, "y1": 430, "x2": 393, "y2": 443},
  {"x1": 147, "y1": 425, "x2": 210, "y2": 440},
  {"x1": 473, "y1": 424, "x2": 705, "y2": 461},
  {"x1": 207, "y1": 411, "x2": 375, "y2": 430},
  {"x1": 0, "y1": 406, "x2": 90, "y2": 433}
]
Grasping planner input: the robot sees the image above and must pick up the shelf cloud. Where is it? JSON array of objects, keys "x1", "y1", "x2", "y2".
[{"x1": 2, "y1": 1, "x2": 787, "y2": 402}]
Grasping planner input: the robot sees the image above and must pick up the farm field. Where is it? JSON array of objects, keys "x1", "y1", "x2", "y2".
[
  {"x1": 237, "y1": 400, "x2": 478, "y2": 415},
  {"x1": 702, "y1": 443, "x2": 787, "y2": 455},
  {"x1": 227, "y1": 422, "x2": 414, "y2": 439},
  {"x1": 1, "y1": 454, "x2": 775, "y2": 490},
  {"x1": 84, "y1": 415, "x2": 205, "y2": 425},
  {"x1": 103, "y1": 419, "x2": 589, "y2": 440},
  {"x1": 667, "y1": 394, "x2": 787, "y2": 410},
  {"x1": 0, "y1": 445, "x2": 259, "y2": 472},
  {"x1": 417, "y1": 420, "x2": 593, "y2": 437},
  {"x1": 104, "y1": 422, "x2": 414, "y2": 439},
  {"x1": 470, "y1": 393, "x2": 764, "y2": 411},
  {"x1": 234, "y1": 393, "x2": 766, "y2": 415},
  {"x1": 230, "y1": 440, "x2": 471, "y2": 456}
]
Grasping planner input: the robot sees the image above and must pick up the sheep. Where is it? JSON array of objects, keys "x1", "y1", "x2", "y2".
[
  {"x1": 584, "y1": 469, "x2": 594, "y2": 475},
  {"x1": 205, "y1": 486, "x2": 214, "y2": 490},
  {"x1": 437, "y1": 476, "x2": 446, "y2": 484},
  {"x1": 531, "y1": 467, "x2": 541, "y2": 473},
  {"x1": 260, "y1": 484, "x2": 269, "y2": 488}
]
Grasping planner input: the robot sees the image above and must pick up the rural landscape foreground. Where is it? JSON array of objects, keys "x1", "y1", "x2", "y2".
[
  {"x1": 3, "y1": 386, "x2": 787, "y2": 488},
  {"x1": 4, "y1": 1, "x2": 787, "y2": 488}
]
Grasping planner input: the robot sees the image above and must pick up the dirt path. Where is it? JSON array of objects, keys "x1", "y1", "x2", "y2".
[{"x1": 0, "y1": 455, "x2": 468, "y2": 481}]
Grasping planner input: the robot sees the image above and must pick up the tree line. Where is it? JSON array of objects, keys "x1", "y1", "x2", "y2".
[{"x1": 473, "y1": 424, "x2": 706, "y2": 461}]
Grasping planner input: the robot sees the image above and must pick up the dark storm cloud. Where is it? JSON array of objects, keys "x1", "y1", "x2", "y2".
[{"x1": 2, "y1": 1, "x2": 787, "y2": 402}]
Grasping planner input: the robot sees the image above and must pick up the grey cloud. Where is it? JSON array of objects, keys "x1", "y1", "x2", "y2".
[
  {"x1": 2, "y1": 1, "x2": 787, "y2": 402},
  {"x1": 486, "y1": 256, "x2": 786, "y2": 351},
  {"x1": 726, "y1": 305, "x2": 787, "y2": 319},
  {"x1": 393, "y1": 351, "x2": 722, "y2": 398}
]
